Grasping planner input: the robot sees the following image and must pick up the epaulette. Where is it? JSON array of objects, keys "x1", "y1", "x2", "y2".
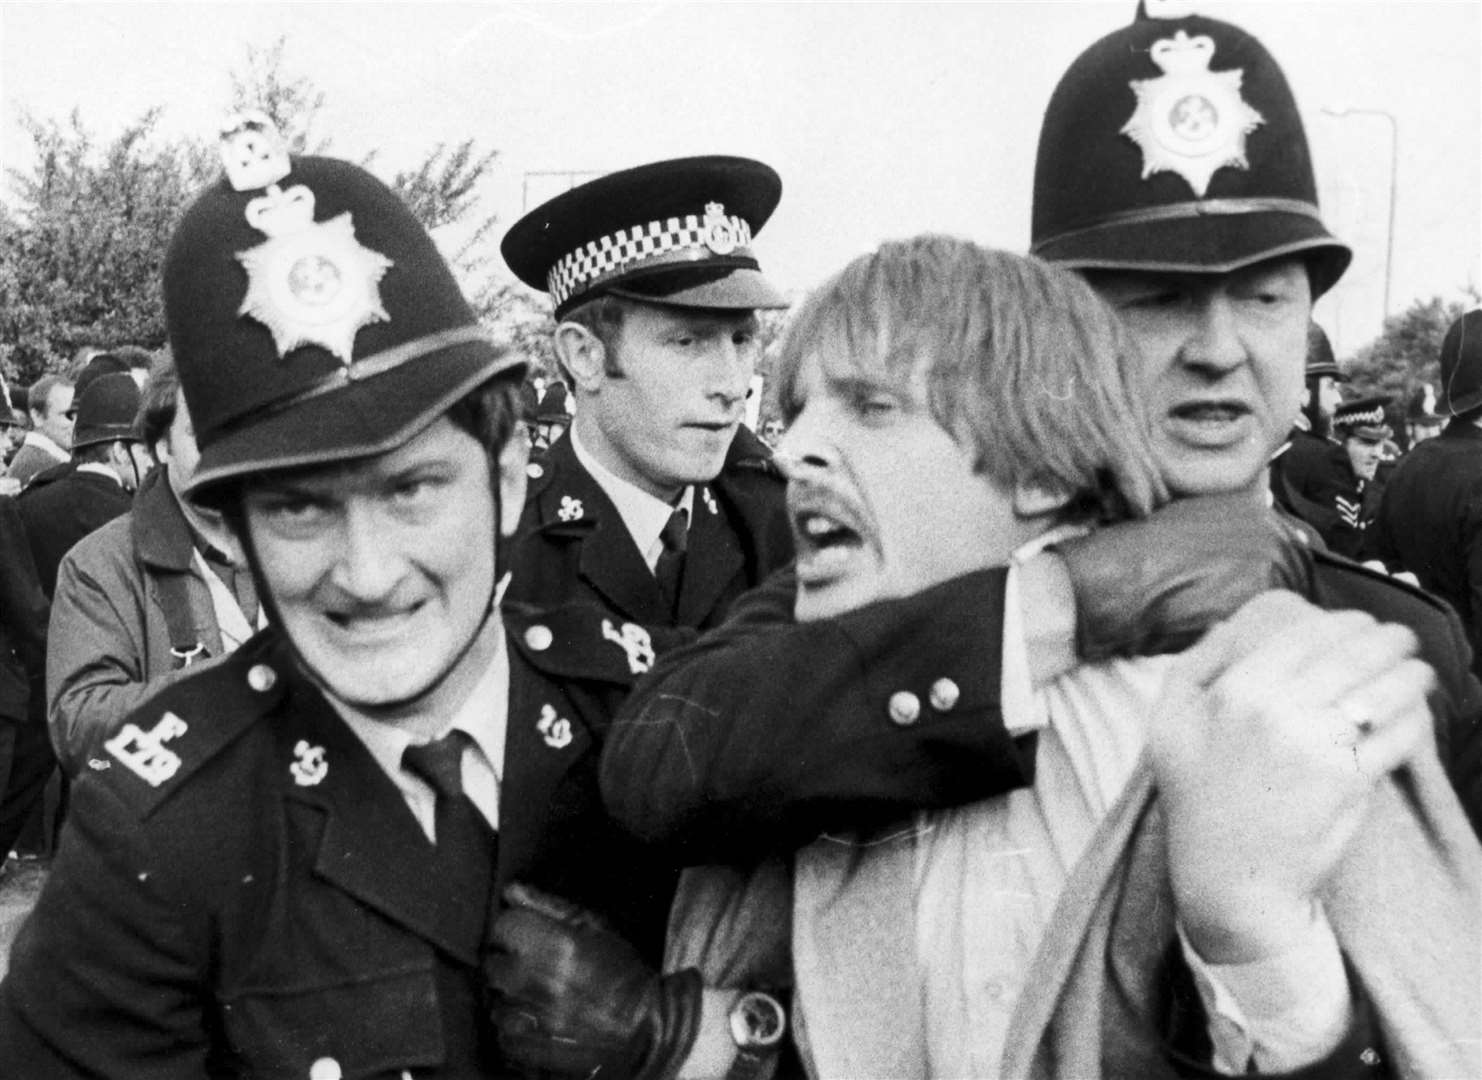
[
  {"x1": 505, "y1": 601, "x2": 687, "y2": 686},
  {"x1": 83, "y1": 631, "x2": 291, "y2": 819}
]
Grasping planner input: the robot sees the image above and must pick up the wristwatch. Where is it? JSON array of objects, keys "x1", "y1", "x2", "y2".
[{"x1": 725, "y1": 990, "x2": 787, "y2": 1080}]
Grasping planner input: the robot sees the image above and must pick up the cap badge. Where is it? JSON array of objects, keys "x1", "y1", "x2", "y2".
[
  {"x1": 703, "y1": 202, "x2": 740, "y2": 256},
  {"x1": 601, "y1": 618, "x2": 654, "y2": 675},
  {"x1": 220, "y1": 117, "x2": 394, "y2": 366},
  {"x1": 105, "y1": 712, "x2": 189, "y2": 787},
  {"x1": 1121, "y1": 31, "x2": 1264, "y2": 197},
  {"x1": 537, "y1": 704, "x2": 574, "y2": 750}
]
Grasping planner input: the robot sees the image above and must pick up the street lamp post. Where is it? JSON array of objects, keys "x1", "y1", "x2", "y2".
[{"x1": 1322, "y1": 106, "x2": 1398, "y2": 320}]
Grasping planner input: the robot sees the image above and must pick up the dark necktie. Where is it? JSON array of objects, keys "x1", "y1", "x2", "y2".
[
  {"x1": 402, "y1": 732, "x2": 497, "y2": 957},
  {"x1": 654, "y1": 506, "x2": 689, "y2": 620}
]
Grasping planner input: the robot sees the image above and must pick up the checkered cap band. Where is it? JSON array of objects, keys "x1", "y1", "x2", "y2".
[
  {"x1": 1336, "y1": 405, "x2": 1385, "y2": 427},
  {"x1": 546, "y1": 211, "x2": 754, "y2": 308}
]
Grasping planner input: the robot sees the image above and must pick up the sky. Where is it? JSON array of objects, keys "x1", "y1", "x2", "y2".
[{"x1": 1, "y1": 0, "x2": 1478, "y2": 357}]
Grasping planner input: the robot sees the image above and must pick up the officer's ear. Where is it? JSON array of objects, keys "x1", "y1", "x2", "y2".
[
  {"x1": 1012, "y1": 478, "x2": 1073, "y2": 520},
  {"x1": 554, "y1": 322, "x2": 606, "y2": 392},
  {"x1": 495, "y1": 434, "x2": 529, "y2": 538}
]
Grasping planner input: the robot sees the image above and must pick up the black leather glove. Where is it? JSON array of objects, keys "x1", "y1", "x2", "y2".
[
  {"x1": 486, "y1": 882, "x2": 703, "y2": 1080},
  {"x1": 1057, "y1": 494, "x2": 1315, "y2": 661}
]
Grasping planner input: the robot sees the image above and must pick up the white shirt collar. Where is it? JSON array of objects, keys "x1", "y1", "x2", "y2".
[
  {"x1": 23, "y1": 431, "x2": 69, "y2": 462},
  {"x1": 571, "y1": 427, "x2": 694, "y2": 572},
  {"x1": 75, "y1": 461, "x2": 123, "y2": 487},
  {"x1": 336, "y1": 621, "x2": 510, "y2": 835}
]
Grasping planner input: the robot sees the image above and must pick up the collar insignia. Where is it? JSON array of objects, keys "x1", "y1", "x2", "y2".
[
  {"x1": 1121, "y1": 31, "x2": 1264, "y2": 197},
  {"x1": 602, "y1": 618, "x2": 654, "y2": 675},
  {"x1": 290, "y1": 740, "x2": 328, "y2": 786},
  {"x1": 558, "y1": 495, "x2": 584, "y2": 522},
  {"x1": 537, "y1": 704, "x2": 574, "y2": 750},
  {"x1": 701, "y1": 487, "x2": 719, "y2": 515},
  {"x1": 105, "y1": 712, "x2": 189, "y2": 787}
]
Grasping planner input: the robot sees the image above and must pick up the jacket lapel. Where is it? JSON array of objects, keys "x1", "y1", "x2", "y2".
[
  {"x1": 675, "y1": 484, "x2": 744, "y2": 628},
  {"x1": 280, "y1": 685, "x2": 483, "y2": 965},
  {"x1": 495, "y1": 651, "x2": 594, "y2": 896},
  {"x1": 544, "y1": 438, "x2": 667, "y2": 623}
]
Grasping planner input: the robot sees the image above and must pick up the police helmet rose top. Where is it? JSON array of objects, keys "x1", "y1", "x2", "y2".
[{"x1": 165, "y1": 111, "x2": 525, "y2": 502}]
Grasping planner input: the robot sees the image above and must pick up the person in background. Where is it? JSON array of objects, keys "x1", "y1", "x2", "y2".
[
  {"x1": 47, "y1": 351, "x2": 261, "y2": 778},
  {"x1": 501, "y1": 157, "x2": 793, "y2": 633},
  {"x1": 4, "y1": 374, "x2": 73, "y2": 489},
  {"x1": 1269, "y1": 322, "x2": 1345, "y2": 539},
  {"x1": 17, "y1": 373, "x2": 147, "y2": 600},
  {"x1": 1315, "y1": 395, "x2": 1391, "y2": 560},
  {"x1": 1372, "y1": 309, "x2": 1482, "y2": 679}
]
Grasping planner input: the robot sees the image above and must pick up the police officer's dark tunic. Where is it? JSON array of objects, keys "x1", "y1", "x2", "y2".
[
  {"x1": 0, "y1": 603, "x2": 681, "y2": 1078},
  {"x1": 507, "y1": 427, "x2": 792, "y2": 632}
]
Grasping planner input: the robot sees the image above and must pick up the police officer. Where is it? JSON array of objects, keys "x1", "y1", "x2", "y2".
[
  {"x1": 500, "y1": 158, "x2": 793, "y2": 631},
  {"x1": 1373, "y1": 309, "x2": 1482, "y2": 677},
  {"x1": 602, "y1": 5, "x2": 1482, "y2": 1077},
  {"x1": 1270, "y1": 322, "x2": 1347, "y2": 537},
  {"x1": 1323, "y1": 395, "x2": 1392, "y2": 558},
  {"x1": 0, "y1": 118, "x2": 698, "y2": 1079}
]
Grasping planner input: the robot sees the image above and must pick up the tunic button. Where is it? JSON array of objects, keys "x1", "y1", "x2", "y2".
[
  {"x1": 524, "y1": 625, "x2": 554, "y2": 652},
  {"x1": 929, "y1": 678, "x2": 960, "y2": 712},
  {"x1": 308, "y1": 1058, "x2": 343, "y2": 1080},
  {"x1": 246, "y1": 664, "x2": 277, "y2": 693},
  {"x1": 888, "y1": 691, "x2": 921, "y2": 726},
  {"x1": 526, "y1": 462, "x2": 544, "y2": 480}
]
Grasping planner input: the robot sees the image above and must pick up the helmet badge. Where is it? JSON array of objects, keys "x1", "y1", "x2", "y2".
[
  {"x1": 219, "y1": 113, "x2": 394, "y2": 366},
  {"x1": 1120, "y1": 31, "x2": 1264, "y2": 197}
]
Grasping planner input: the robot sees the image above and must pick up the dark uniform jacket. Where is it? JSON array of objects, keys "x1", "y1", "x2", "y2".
[
  {"x1": 0, "y1": 604, "x2": 685, "y2": 1079},
  {"x1": 1371, "y1": 420, "x2": 1482, "y2": 678},
  {"x1": 506, "y1": 427, "x2": 793, "y2": 631},
  {"x1": 0, "y1": 497, "x2": 46, "y2": 726},
  {"x1": 602, "y1": 554, "x2": 1482, "y2": 1079},
  {"x1": 1271, "y1": 428, "x2": 1371, "y2": 556},
  {"x1": 17, "y1": 465, "x2": 133, "y2": 599}
]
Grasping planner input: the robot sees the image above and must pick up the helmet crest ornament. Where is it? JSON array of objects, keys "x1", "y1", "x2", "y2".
[
  {"x1": 1120, "y1": 30, "x2": 1264, "y2": 197},
  {"x1": 219, "y1": 113, "x2": 394, "y2": 366}
]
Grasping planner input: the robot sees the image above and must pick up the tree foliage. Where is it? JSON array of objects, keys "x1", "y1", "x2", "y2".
[
  {"x1": 0, "y1": 110, "x2": 207, "y2": 385},
  {"x1": 1342, "y1": 291, "x2": 1479, "y2": 438},
  {"x1": 0, "y1": 37, "x2": 502, "y2": 389}
]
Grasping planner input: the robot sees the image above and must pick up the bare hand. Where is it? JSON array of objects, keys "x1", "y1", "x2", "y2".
[{"x1": 1147, "y1": 591, "x2": 1434, "y2": 963}]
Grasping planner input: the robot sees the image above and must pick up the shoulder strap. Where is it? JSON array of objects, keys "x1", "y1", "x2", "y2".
[{"x1": 155, "y1": 571, "x2": 206, "y2": 669}]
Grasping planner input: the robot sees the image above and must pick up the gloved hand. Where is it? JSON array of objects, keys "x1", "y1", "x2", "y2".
[
  {"x1": 486, "y1": 882, "x2": 703, "y2": 1080},
  {"x1": 1056, "y1": 494, "x2": 1315, "y2": 661}
]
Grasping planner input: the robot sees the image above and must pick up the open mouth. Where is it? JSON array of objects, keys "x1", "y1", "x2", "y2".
[{"x1": 789, "y1": 487, "x2": 867, "y2": 581}]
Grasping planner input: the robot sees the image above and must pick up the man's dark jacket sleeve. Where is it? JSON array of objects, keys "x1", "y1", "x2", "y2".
[{"x1": 601, "y1": 565, "x2": 1035, "y2": 858}]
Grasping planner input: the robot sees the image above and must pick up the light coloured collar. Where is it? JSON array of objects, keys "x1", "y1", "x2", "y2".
[
  {"x1": 75, "y1": 461, "x2": 123, "y2": 487},
  {"x1": 23, "y1": 431, "x2": 69, "y2": 462},
  {"x1": 571, "y1": 427, "x2": 694, "y2": 570},
  {"x1": 335, "y1": 620, "x2": 510, "y2": 786}
]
